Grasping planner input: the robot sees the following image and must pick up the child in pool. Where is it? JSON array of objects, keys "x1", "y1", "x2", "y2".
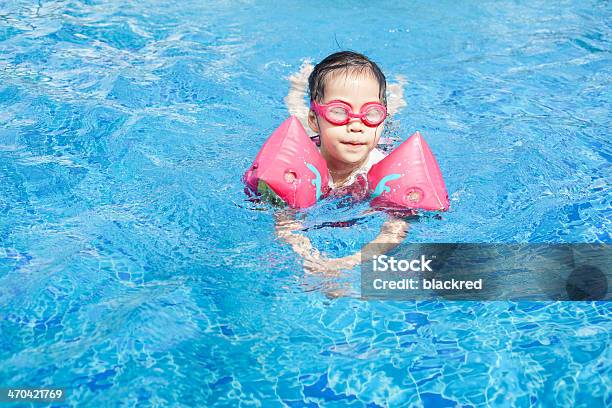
[{"x1": 276, "y1": 51, "x2": 409, "y2": 274}]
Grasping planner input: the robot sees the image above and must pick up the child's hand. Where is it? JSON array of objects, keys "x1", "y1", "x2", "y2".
[
  {"x1": 287, "y1": 60, "x2": 313, "y2": 86},
  {"x1": 303, "y1": 252, "x2": 361, "y2": 276},
  {"x1": 303, "y1": 254, "x2": 360, "y2": 298},
  {"x1": 387, "y1": 75, "x2": 407, "y2": 116}
]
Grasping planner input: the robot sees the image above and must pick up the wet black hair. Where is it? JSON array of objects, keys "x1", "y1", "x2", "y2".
[{"x1": 308, "y1": 51, "x2": 387, "y2": 106}]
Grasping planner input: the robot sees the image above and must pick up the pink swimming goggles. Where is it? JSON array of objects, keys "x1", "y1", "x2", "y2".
[{"x1": 310, "y1": 100, "x2": 387, "y2": 127}]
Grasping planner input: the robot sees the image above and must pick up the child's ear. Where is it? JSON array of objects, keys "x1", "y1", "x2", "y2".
[{"x1": 307, "y1": 110, "x2": 319, "y2": 133}]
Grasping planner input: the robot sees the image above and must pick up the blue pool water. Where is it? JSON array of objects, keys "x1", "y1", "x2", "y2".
[{"x1": 1, "y1": 0, "x2": 611, "y2": 406}]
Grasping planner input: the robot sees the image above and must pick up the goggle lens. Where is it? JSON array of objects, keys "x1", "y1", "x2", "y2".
[
  {"x1": 328, "y1": 106, "x2": 349, "y2": 123},
  {"x1": 363, "y1": 106, "x2": 386, "y2": 126}
]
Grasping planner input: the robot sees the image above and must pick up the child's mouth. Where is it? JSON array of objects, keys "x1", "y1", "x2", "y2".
[{"x1": 341, "y1": 141, "x2": 367, "y2": 147}]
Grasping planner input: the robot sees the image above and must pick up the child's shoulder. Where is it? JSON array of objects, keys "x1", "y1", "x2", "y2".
[
  {"x1": 368, "y1": 147, "x2": 386, "y2": 166},
  {"x1": 361, "y1": 147, "x2": 386, "y2": 175}
]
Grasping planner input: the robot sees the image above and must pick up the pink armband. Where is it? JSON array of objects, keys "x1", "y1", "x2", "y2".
[
  {"x1": 243, "y1": 116, "x2": 329, "y2": 209},
  {"x1": 367, "y1": 131, "x2": 450, "y2": 211}
]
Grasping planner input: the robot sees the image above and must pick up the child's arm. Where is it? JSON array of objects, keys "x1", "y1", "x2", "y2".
[
  {"x1": 304, "y1": 217, "x2": 409, "y2": 274},
  {"x1": 274, "y1": 210, "x2": 321, "y2": 264},
  {"x1": 284, "y1": 61, "x2": 314, "y2": 134},
  {"x1": 275, "y1": 211, "x2": 409, "y2": 275}
]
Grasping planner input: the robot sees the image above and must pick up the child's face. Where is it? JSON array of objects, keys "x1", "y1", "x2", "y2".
[{"x1": 308, "y1": 72, "x2": 385, "y2": 169}]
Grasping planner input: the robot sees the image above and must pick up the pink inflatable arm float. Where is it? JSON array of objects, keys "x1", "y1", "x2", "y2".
[
  {"x1": 243, "y1": 116, "x2": 329, "y2": 209},
  {"x1": 367, "y1": 131, "x2": 450, "y2": 211}
]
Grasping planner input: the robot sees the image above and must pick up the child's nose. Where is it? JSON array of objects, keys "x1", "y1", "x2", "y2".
[{"x1": 347, "y1": 118, "x2": 364, "y2": 132}]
